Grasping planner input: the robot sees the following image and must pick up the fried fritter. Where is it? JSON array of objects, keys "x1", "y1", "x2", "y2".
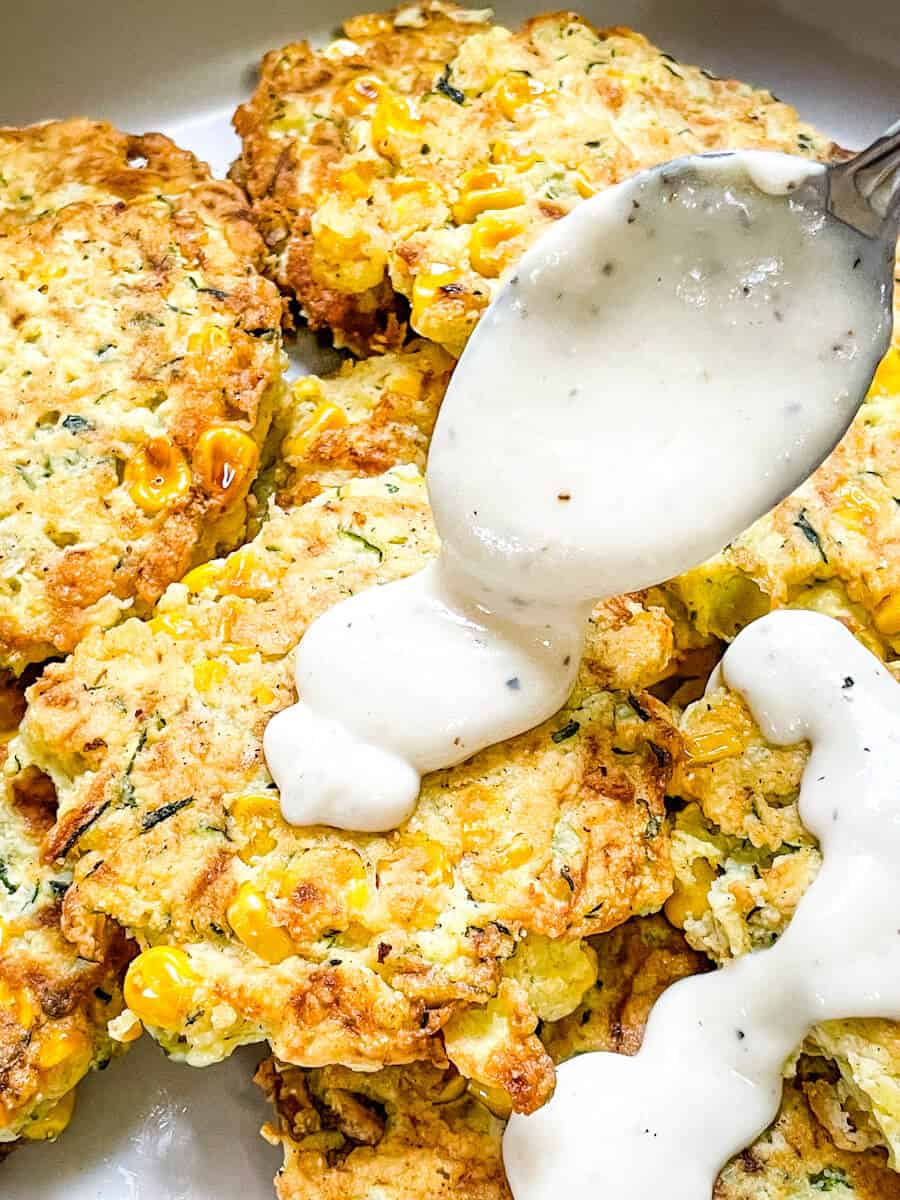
[
  {"x1": 0, "y1": 672, "x2": 132, "y2": 1149},
  {"x1": 259, "y1": 918, "x2": 900, "y2": 1199},
  {"x1": 9, "y1": 344, "x2": 683, "y2": 1113},
  {"x1": 668, "y1": 680, "x2": 900, "y2": 1168},
  {"x1": 233, "y1": 2, "x2": 839, "y2": 355},
  {"x1": 0, "y1": 119, "x2": 284, "y2": 672},
  {"x1": 668, "y1": 339, "x2": 900, "y2": 661}
]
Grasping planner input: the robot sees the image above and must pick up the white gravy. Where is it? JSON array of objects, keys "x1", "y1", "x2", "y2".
[
  {"x1": 503, "y1": 609, "x2": 900, "y2": 1198},
  {"x1": 264, "y1": 150, "x2": 890, "y2": 832}
]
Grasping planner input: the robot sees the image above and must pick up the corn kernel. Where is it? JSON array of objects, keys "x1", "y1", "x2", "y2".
[
  {"x1": 36, "y1": 1027, "x2": 89, "y2": 1070},
  {"x1": 574, "y1": 170, "x2": 597, "y2": 199},
  {"x1": 227, "y1": 883, "x2": 296, "y2": 963},
  {"x1": 494, "y1": 73, "x2": 550, "y2": 120},
  {"x1": 149, "y1": 609, "x2": 196, "y2": 639},
  {"x1": 284, "y1": 400, "x2": 349, "y2": 459},
  {"x1": 231, "y1": 793, "x2": 282, "y2": 862},
  {"x1": 664, "y1": 859, "x2": 717, "y2": 928},
  {"x1": 869, "y1": 345, "x2": 900, "y2": 397},
  {"x1": 291, "y1": 377, "x2": 325, "y2": 403},
  {"x1": 193, "y1": 426, "x2": 259, "y2": 504},
  {"x1": 23, "y1": 1090, "x2": 77, "y2": 1141},
  {"x1": 453, "y1": 168, "x2": 525, "y2": 224},
  {"x1": 490, "y1": 139, "x2": 541, "y2": 170},
  {"x1": 683, "y1": 726, "x2": 744, "y2": 765},
  {"x1": 194, "y1": 659, "x2": 228, "y2": 693},
  {"x1": 875, "y1": 593, "x2": 900, "y2": 637},
  {"x1": 125, "y1": 436, "x2": 192, "y2": 514},
  {"x1": 468, "y1": 1080, "x2": 513, "y2": 1119},
  {"x1": 371, "y1": 89, "x2": 423, "y2": 159},
  {"x1": 187, "y1": 324, "x2": 229, "y2": 355},
  {"x1": 410, "y1": 267, "x2": 463, "y2": 330},
  {"x1": 252, "y1": 683, "x2": 277, "y2": 706},
  {"x1": 0, "y1": 980, "x2": 36, "y2": 1028},
  {"x1": 834, "y1": 481, "x2": 879, "y2": 533},
  {"x1": 123, "y1": 946, "x2": 200, "y2": 1030},
  {"x1": 335, "y1": 74, "x2": 384, "y2": 116},
  {"x1": 469, "y1": 214, "x2": 525, "y2": 277},
  {"x1": 181, "y1": 561, "x2": 223, "y2": 593},
  {"x1": 338, "y1": 161, "x2": 380, "y2": 199}
]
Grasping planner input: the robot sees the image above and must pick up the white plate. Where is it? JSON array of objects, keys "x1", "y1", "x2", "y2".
[{"x1": 2, "y1": 2, "x2": 899, "y2": 1196}]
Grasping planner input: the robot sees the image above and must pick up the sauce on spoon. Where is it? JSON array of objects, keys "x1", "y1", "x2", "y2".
[{"x1": 264, "y1": 150, "x2": 891, "y2": 832}]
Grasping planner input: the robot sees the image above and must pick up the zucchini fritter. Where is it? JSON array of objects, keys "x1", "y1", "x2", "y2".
[
  {"x1": 669, "y1": 342, "x2": 900, "y2": 663},
  {"x1": 669, "y1": 681, "x2": 900, "y2": 1168},
  {"x1": 0, "y1": 119, "x2": 285, "y2": 671},
  {"x1": 232, "y1": 2, "x2": 838, "y2": 355},
  {"x1": 8, "y1": 353, "x2": 683, "y2": 1114},
  {"x1": 0, "y1": 672, "x2": 131, "y2": 1149},
  {"x1": 259, "y1": 918, "x2": 900, "y2": 1199}
]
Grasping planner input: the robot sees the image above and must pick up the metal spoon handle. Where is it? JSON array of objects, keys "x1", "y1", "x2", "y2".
[{"x1": 827, "y1": 118, "x2": 900, "y2": 238}]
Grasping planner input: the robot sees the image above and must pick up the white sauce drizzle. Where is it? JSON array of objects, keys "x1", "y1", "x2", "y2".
[
  {"x1": 503, "y1": 608, "x2": 900, "y2": 1198},
  {"x1": 265, "y1": 150, "x2": 891, "y2": 832}
]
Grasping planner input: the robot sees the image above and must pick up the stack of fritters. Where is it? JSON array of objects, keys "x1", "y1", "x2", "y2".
[{"x1": 2, "y1": 4, "x2": 900, "y2": 1197}]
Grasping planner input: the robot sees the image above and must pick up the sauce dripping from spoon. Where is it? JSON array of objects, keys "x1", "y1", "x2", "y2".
[{"x1": 264, "y1": 150, "x2": 892, "y2": 832}]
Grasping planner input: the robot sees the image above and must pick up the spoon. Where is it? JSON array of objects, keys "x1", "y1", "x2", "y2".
[{"x1": 266, "y1": 123, "x2": 900, "y2": 836}]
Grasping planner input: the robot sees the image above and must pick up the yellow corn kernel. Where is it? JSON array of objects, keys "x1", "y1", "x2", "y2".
[
  {"x1": 0, "y1": 980, "x2": 36, "y2": 1028},
  {"x1": 468, "y1": 1080, "x2": 513, "y2": 1119},
  {"x1": 252, "y1": 683, "x2": 277, "y2": 706},
  {"x1": 231, "y1": 793, "x2": 282, "y2": 862},
  {"x1": 227, "y1": 883, "x2": 296, "y2": 964},
  {"x1": 149, "y1": 609, "x2": 195, "y2": 639},
  {"x1": 23, "y1": 1090, "x2": 77, "y2": 1141},
  {"x1": 338, "y1": 161, "x2": 380, "y2": 199},
  {"x1": 496, "y1": 836, "x2": 533, "y2": 870},
  {"x1": 410, "y1": 266, "x2": 463, "y2": 329},
  {"x1": 834, "y1": 481, "x2": 880, "y2": 533},
  {"x1": 490, "y1": 139, "x2": 541, "y2": 170},
  {"x1": 220, "y1": 642, "x2": 256, "y2": 663},
  {"x1": 123, "y1": 946, "x2": 200, "y2": 1030},
  {"x1": 371, "y1": 89, "x2": 423, "y2": 158},
  {"x1": 187, "y1": 324, "x2": 229, "y2": 355},
  {"x1": 181, "y1": 561, "x2": 223, "y2": 593},
  {"x1": 683, "y1": 726, "x2": 744, "y2": 765},
  {"x1": 388, "y1": 176, "x2": 443, "y2": 231},
  {"x1": 452, "y1": 168, "x2": 525, "y2": 225},
  {"x1": 291, "y1": 377, "x2": 325, "y2": 403},
  {"x1": 875, "y1": 593, "x2": 900, "y2": 637},
  {"x1": 194, "y1": 658, "x2": 227, "y2": 693},
  {"x1": 469, "y1": 214, "x2": 525, "y2": 278},
  {"x1": 574, "y1": 170, "x2": 597, "y2": 199},
  {"x1": 869, "y1": 345, "x2": 900, "y2": 397},
  {"x1": 125, "y1": 436, "x2": 192, "y2": 514},
  {"x1": 270, "y1": 101, "x2": 308, "y2": 134},
  {"x1": 284, "y1": 400, "x2": 350, "y2": 459},
  {"x1": 664, "y1": 859, "x2": 718, "y2": 928},
  {"x1": 494, "y1": 73, "x2": 550, "y2": 120},
  {"x1": 335, "y1": 74, "x2": 384, "y2": 116},
  {"x1": 36, "y1": 1027, "x2": 89, "y2": 1070},
  {"x1": 193, "y1": 426, "x2": 259, "y2": 504}
]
